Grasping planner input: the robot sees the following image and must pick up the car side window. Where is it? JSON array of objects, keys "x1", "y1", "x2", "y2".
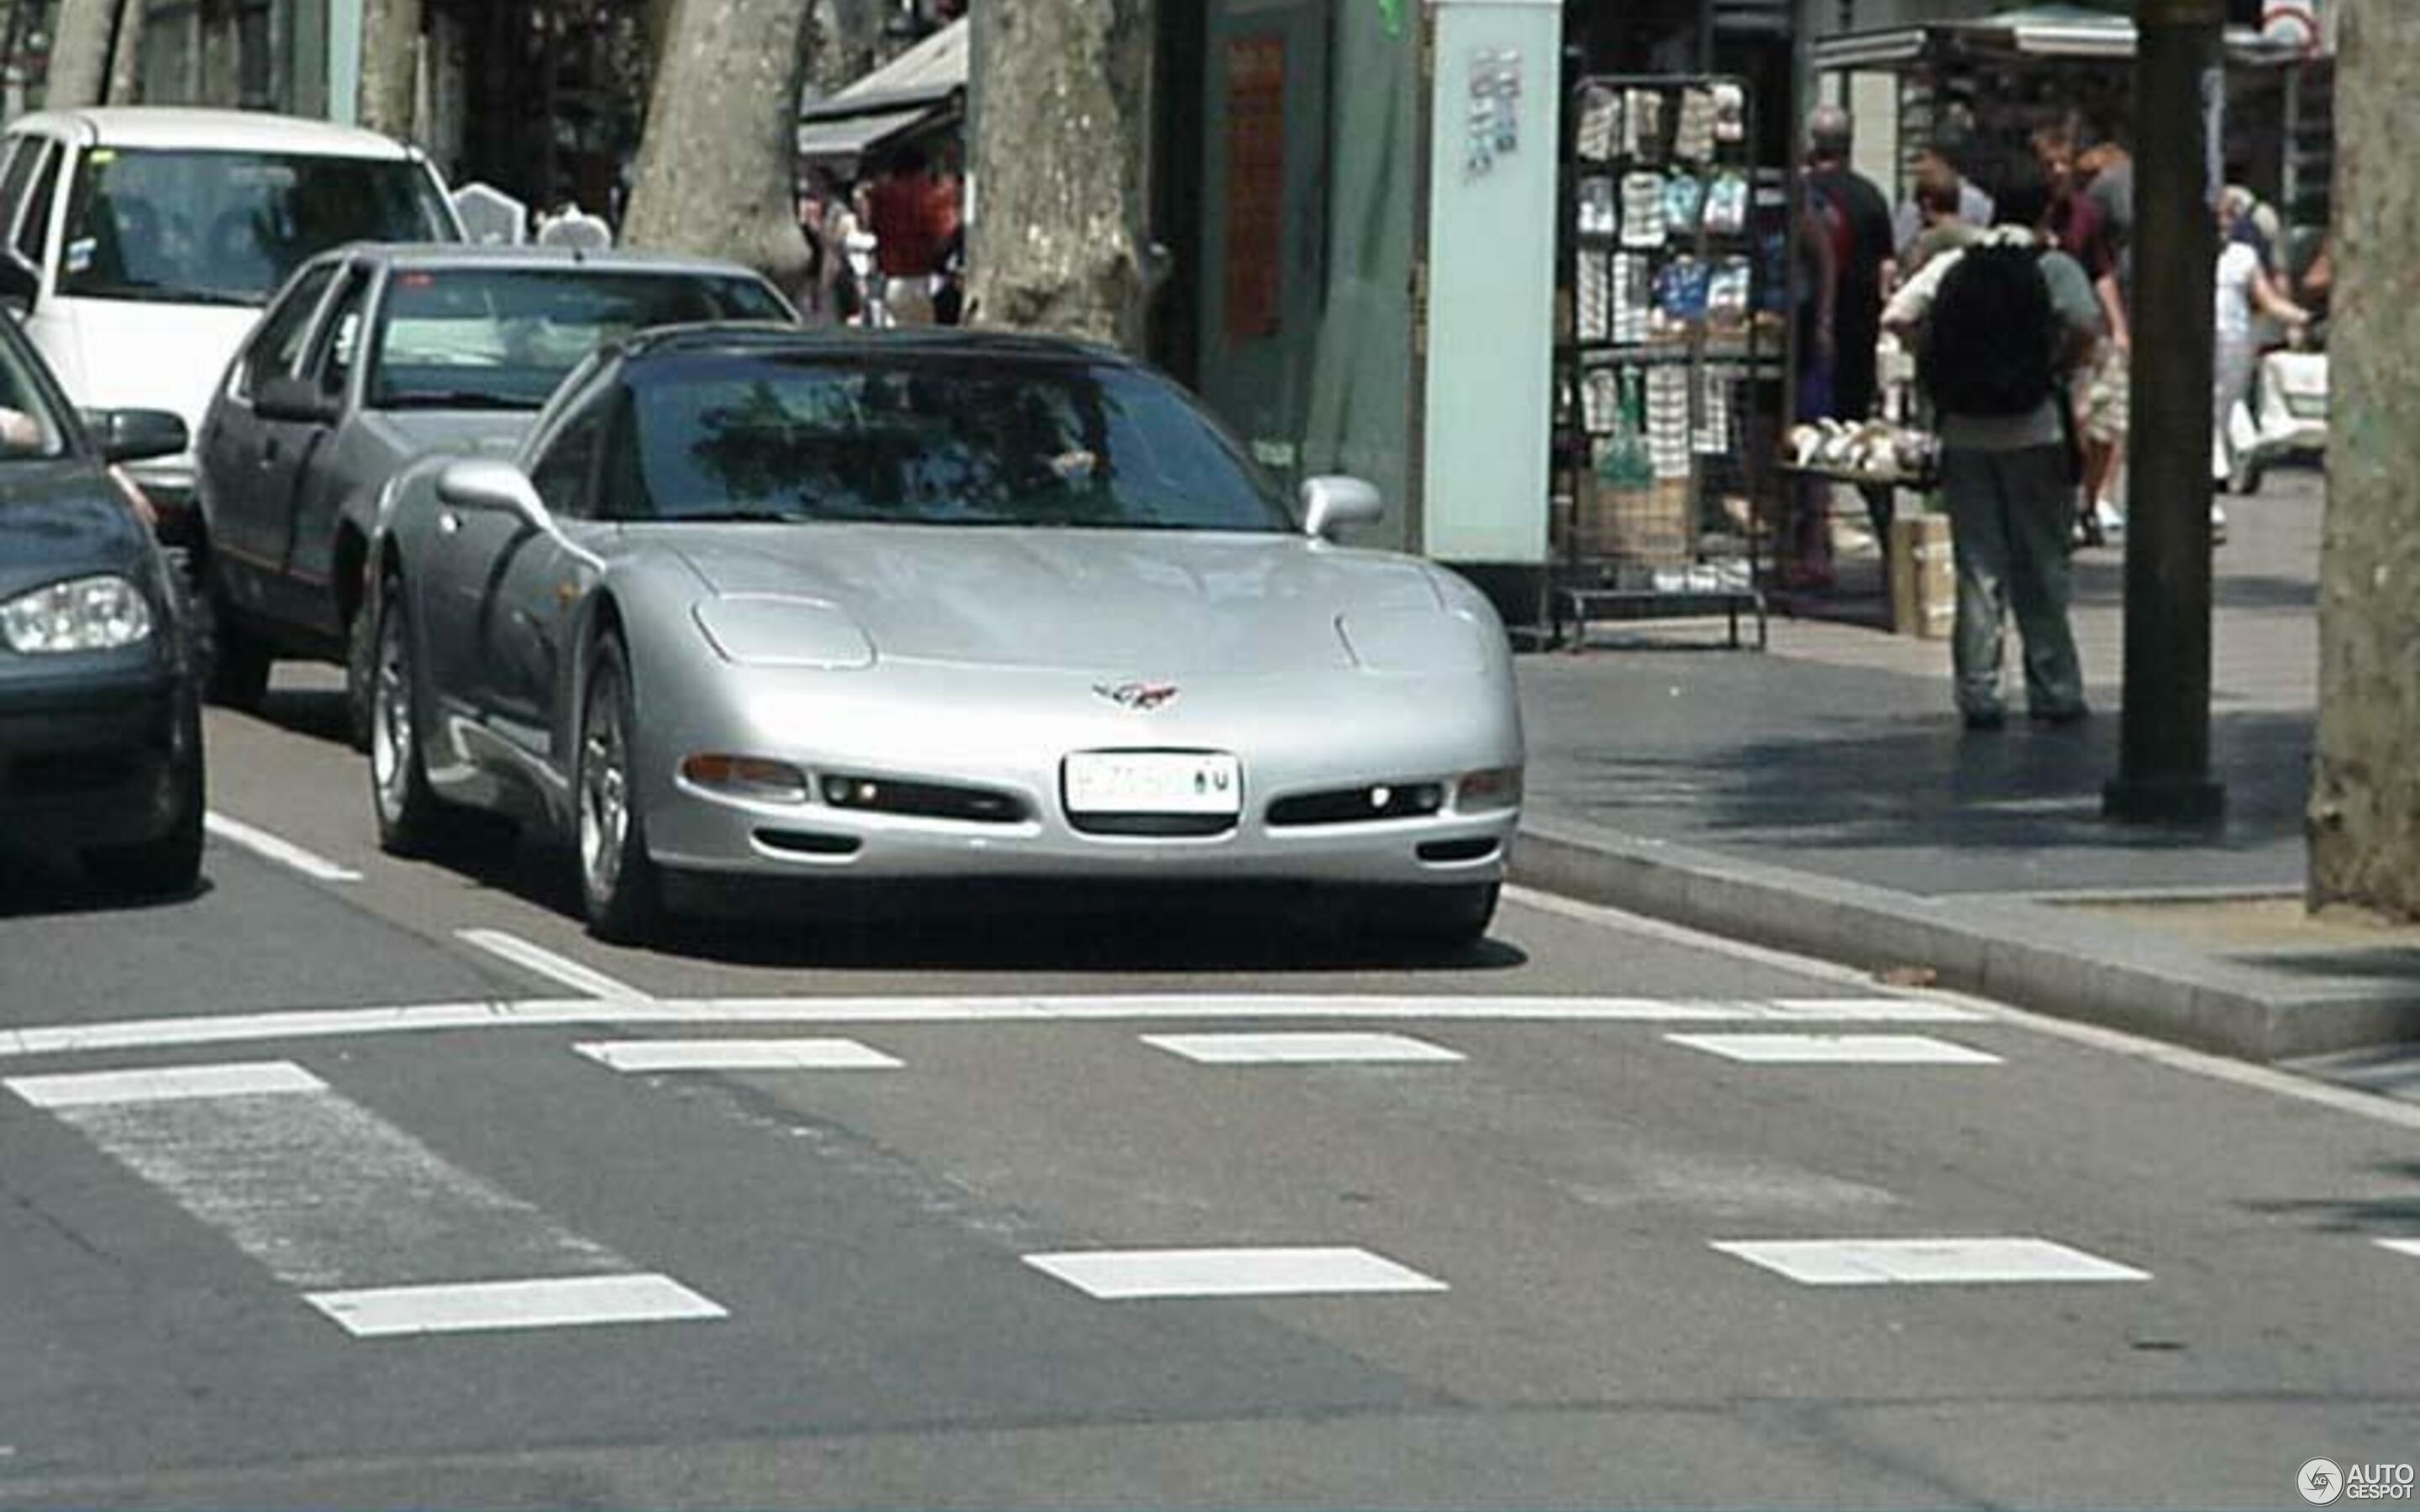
[
  {"x1": 13, "y1": 141, "x2": 60, "y2": 267},
  {"x1": 530, "y1": 401, "x2": 608, "y2": 519},
  {"x1": 308, "y1": 267, "x2": 374, "y2": 400},
  {"x1": 238, "y1": 264, "x2": 336, "y2": 398},
  {"x1": 0, "y1": 139, "x2": 38, "y2": 254}
]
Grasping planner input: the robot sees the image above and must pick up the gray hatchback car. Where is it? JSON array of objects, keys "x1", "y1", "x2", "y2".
[{"x1": 191, "y1": 242, "x2": 793, "y2": 742}]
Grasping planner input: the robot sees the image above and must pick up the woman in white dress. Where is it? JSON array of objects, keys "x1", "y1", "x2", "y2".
[{"x1": 2212, "y1": 199, "x2": 2313, "y2": 487}]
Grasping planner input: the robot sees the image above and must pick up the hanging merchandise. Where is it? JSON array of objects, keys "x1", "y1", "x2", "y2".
[
  {"x1": 1703, "y1": 172, "x2": 1749, "y2": 235},
  {"x1": 1712, "y1": 82, "x2": 1747, "y2": 144},
  {"x1": 1583, "y1": 365, "x2": 1621, "y2": 435},
  {"x1": 1603, "y1": 367, "x2": 1655, "y2": 488},
  {"x1": 1576, "y1": 250, "x2": 1612, "y2": 342},
  {"x1": 1623, "y1": 89, "x2": 1665, "y2": 164},
  {"x1": 1618, "y1": 172, "x2": 1666, "y2": 248},
  {"x1": 1706, "y1": 256, "x2": 1754, "y2": 338},
  {"x1": 1576, "y1": 85, "x2": 1621, "y2": 163},
  {"x1": 1697, "y1": 365, "x2": 1740, "y2": 455},
  {"x1": 1578, "y1": 176, "x2": 1617, "y2": 238},
  {"x1": 1675, "y1": 88, "x2": 1718, "y2": 165},
  {"x1": 1661, "y1": 173, "x2": 1706, "y2": 236},
  {"x1": 1612, "y1": 253, "x2": 1652, "y2": 344},
  {"x1": 1646, "y1": 365, "x2": 1694, "y2": 480}
]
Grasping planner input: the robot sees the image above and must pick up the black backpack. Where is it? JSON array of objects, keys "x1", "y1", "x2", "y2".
[{"x1": 1920, "y1": 242, "x2": 2058, "y2": 417}]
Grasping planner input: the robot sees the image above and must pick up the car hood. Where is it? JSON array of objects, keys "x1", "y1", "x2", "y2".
[
  {"x1": 0, "y1": 461, "x2": 150, "y2": 601},
  {"x1": 660, "y1": 525, "x2": 1444, "y2": 673},
  {"x1": 359, "y1": 409, "x2": 535, "y2": 459}
]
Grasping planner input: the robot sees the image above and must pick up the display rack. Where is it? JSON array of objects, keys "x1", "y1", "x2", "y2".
[{"x1": 1549, "y1": 72, "x2": 1779, "y2": 651}]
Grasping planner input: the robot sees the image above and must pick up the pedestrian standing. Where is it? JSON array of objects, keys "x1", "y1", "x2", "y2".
[
  {"x1": 1892, "y1": 181, "x2": 2099, "y2": 731},
  {"x1": 2212, "y1": 197, "x2": 2313, "y2": 487},
  {"x1": 1803, "y1": 106, "x2": 1899, "y2": 550},
  {"x1": 1892, "y1": 141, "x2": 1994, "y2": 263},
  {"x1": 2074, "y1": 129, "x2": 2133, "y2": 545},
  {"x1": 864, "y1": 143, "x2": 953, "y2": 327},
  {"x1": 2032, "y1": 119, "x2": 2126, "y2": 545}
]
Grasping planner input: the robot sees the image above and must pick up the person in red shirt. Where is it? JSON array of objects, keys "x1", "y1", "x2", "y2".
[{"x1": 863, "y1": 143, "x2": 960, "y2": 326}]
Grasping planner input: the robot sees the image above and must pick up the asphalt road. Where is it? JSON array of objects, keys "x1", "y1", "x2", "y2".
[{"x1": 2, "y1": 670, "x2": 2415, "y2": 1509}]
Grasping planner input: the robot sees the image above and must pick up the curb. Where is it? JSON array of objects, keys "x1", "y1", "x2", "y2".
[{"x1": 1512, "y1": 816, "x2": 2420, "y2": 1063}]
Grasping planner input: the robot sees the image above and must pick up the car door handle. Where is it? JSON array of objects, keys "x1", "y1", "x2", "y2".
[
  {"x1": 439, "y1": 510, "x2": 462, "y2": 535},
  {"x1": 260, "y1": 437, "x2": 280, "y2": 465}
]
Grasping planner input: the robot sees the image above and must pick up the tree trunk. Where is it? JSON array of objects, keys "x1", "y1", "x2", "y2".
[
  {"x1": 43, "y1": 0, "x2": 117, "y2": 108},
  {"x1": 966, "y1": 0, "x2": 1155, "y2": 350},
  {"x1": 620, "y1": 0, "x2": 814, "y2": 297},
  {"x1": 197, "y1": 0, "x2": 240, "y2": 106},
  {"x1": 105, "y1": 0, "x2": 145, "y2": 102},
  {"x1": 802, "y1": 0, "x2": 878, "y2": 100},
  {"x1": 2310, "y1": 0, "x2": 2420, "y2": 921},
  {"x1": 358, "y1": 0, "x2": 424, "y2": 141}
]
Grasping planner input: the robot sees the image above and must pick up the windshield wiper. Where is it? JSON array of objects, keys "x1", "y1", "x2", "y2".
[
  {"x1": 375, "y1": 391, "x2": 541, "y2": 412},
  {"x1": 70, "y1": 281, "x2": 261, "y2": 308}
]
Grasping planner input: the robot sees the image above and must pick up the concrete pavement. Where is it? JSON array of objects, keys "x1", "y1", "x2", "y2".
[{"x1": 1511, "y1": 466, "x2": 2420, "y2": 1063}]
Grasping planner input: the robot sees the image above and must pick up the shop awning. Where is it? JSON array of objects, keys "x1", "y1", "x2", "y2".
[
  {"x1": 1812, "y1": 3, "x2": 2302, "y2": 71},
  {"x1": 796, "y1": 106, "x2": 935, "y2": 162},
  {"x1": 798, "y1": 19, "x2": 966, "y2": 124}
]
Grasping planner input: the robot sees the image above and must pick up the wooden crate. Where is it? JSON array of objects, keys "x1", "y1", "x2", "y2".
[{"x1": 1574, "y1": 475, "x2": 1693, "y2": 567}]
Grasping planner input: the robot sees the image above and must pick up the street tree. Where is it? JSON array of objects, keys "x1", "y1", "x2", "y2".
[
  {"x1": 967, "y1": 0, "x2": 1155, "y2": 349},
  {"x1": 106, "y1": 0, "x2": 144, "y2": 102},
  {"x1": 358, "y1": 0, "x2": 423, "y2": 140},
  {"x1": 2310, "y1": 0, "x2": 2420, "y2": 921},
  {"x1": 42, "y1": 0, "x2": 118, "y2": 109},
  {"x1": 619, "y1": 0, "x2": 815, "y2": 296},
  {"x1": 804, "y1": 0, "x2": 882, "y2": 100}
]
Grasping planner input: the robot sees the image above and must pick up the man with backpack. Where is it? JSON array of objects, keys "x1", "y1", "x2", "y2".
[{"x1": 1884, "y1": 181, "x2": 2102, "y2": 730}]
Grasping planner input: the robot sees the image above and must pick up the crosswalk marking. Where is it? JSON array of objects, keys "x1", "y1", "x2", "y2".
[
  {"x1": 1666, "y1": 1034, "x2": 2004, "y2": 1066},
  {"x1": 575, "y1": 1039, "x2": 903, "y2": 1072},
  {"x1": 306, "y1": 1273, "x2": 727, "y2": 1338},
  {"x1": 0, "y1": 995, "x2": 1989, "y2": 1062},
  {"x1": 2376, "y1": 1239, "x2": 2420, "y2": 1260},
  {"x1": 1023, "y1": 1247, "x2": 1449, "y2": 1299},
  {"x1": 1712, "y1": 1237, "x2": 2150, "y2": 1286},
  {"x1": 1141, "y1": 1032, "x2": 1465, "y2": 1065},
  {"x1": 459, "y1": 930, "x2": 650, "y2": 1002},
  {"x1": 203, "y1": 812, "x2": 361, "y2": 882},
  {"x1": 4, "y1": 1060, "x2": 325, "y2": 1107}
]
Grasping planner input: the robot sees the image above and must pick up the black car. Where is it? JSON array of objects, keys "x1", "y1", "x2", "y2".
[{"x1": 0, "y1": 313, "x2": 201, "y2": 896}]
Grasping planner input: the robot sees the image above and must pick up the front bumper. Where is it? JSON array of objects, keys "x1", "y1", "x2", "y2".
[
  {"x1": 634, "y1": 664, "x2": 1523, "y2": 889},
  {"x1": 0, "y1": 664, "x2": 191, "y2": 849}
]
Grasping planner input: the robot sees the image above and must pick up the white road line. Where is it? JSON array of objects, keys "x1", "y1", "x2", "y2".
[
  {"x1": 5, "y1": 1060, "x2": 325, "y2": 1107},
  {"x1": 18, "y1": 1059, "x2": 633, "y2": 1297},
  {"x1": 203, "y1": 812, "x2": 361, "y2": 882},
  {"x1": 1142, "y1": 1032, "x2": 1465, "y2": 1065},
  {"x1": 2377, "y1": 1239, "x2": 2420, "y2": 1261},
  {"x1": 1667, "y1": 1034, "x2": 2004, "y2": 1066},
  {"x1": 0, "y1": 994, "x2": 1990, "y2": 1062},
  {"x1": 1712, "y1": 1237, "x2": 2150, "y2": 1286},
  {"x1": 1507, "y1": 884, "x2": 2420, "y2": 1135},
  {"x1": 575, "y1": 1038, "x2": 902, "y2": 1072},
  {"x1": 457, "y1": 930, "x2": 650, "y2": 1003},
  {"x1": 1759, "y1": 997, "x2": 1988, "y2": 1024},
  {"x1": 306, "y1": 1273, "x2": 727, "y2": 1338},
  {"x1": 1023, "y1": 1247, "x2": 1449, "y2": 1300}
]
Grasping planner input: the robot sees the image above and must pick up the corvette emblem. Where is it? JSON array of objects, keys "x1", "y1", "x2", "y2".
[{"x1": 1094, "y1": 680, "x2": 1180, "y2": 711}]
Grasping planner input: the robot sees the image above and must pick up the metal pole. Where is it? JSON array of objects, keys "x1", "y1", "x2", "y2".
[{"x1": 2104, "y1": 0, "x2": 2226, "y2": 824}]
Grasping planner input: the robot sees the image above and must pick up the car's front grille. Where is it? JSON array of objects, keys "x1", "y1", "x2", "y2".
[
  {"x1": 818, "y1": 774, "x2": 1026, "y2": 825},
  {"x1": 1065, "y1": 812, "x2": 1239, "y2": 837},
  {"x1": 754, "y1": 828, "x2": 862, "y2": 858},
  {"x1": 1418, "y1": 837, "x2": 1500, "y2": 864},
  {"x1": 1267, "y1": 781, "x2": 1447, "y2": 827}
]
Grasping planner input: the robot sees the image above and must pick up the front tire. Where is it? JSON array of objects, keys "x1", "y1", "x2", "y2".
[
  {"x1": 82, "y1": 693, "x2": 205, "y2": 898},
  {"x1": 1355, "y1": 881, "x2": 1500, "y2": 953},
  {"x1": 576, "y1": 633, "x2": 661, "y2": 943},
  {"x1": 184, "y1": 549, "x2": 271, "y2": 711}
]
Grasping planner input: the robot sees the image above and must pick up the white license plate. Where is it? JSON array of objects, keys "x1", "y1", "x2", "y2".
[{"x1": 1064, "y1": 752, "x2": 1242, "y2": 816}]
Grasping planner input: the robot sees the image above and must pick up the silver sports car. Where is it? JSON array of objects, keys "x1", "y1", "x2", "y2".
[{"x1": 366, "y1": 327, "x2": 1523, "y2": 945}]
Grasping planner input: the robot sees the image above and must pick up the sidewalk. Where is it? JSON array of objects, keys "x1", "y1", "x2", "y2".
[{"x1": 1510, "y1": 468, "x2": 2420, "y2": 1063}]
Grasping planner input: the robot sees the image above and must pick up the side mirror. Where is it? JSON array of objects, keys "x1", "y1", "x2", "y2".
[
  {"x1": 1300, "y1": 475, "x2": 1384, "y2": 540},
  {"x1": 254, "y1": 375, "x2": 339, "y2": 425},
  {"x1": 84, "y1": 407, "x2": 189, "y2": 465},
  {"x1": 0, "y1": 254, "x2": 37, "y2": 311},
  {"x1": 437, "y1": 456, "x2": 550, "y2": 535}
]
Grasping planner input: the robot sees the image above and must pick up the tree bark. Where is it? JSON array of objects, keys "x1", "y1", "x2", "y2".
[
  {"x1": 967, "y1": 0, "x2": 1155, "y2": 350},
  {"x1": 2310, "y1": 0, "x2": 2420, "y2": 921},
  {"x1": 620, "y1": 0, "x2": 814, "y2": 297},
  {"x1": 358, "y1": 0, "x2": 424, "y2": 141},
  {"x1": 802, "y1": 0, "x2": 879, "y2": 100},
  {"x1": 105, "y1": 0, "x2": 145, "y2": 103},
  {"x1": 43, "y1": 0, "x2": 117, "y2": 109}
]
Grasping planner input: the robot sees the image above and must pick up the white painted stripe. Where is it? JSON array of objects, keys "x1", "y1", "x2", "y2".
[
  {"x1": 1509, "y1": 884, "x2": 2420, "y2": 1137},
  {"x1": 2376, "y1": 1238, "x2": 2420, "y2": 1260},
  {"x1": 1142, "y1": 1032, "x2": 1465, "y2": 1065},
  {"x1": 307, "y1": 1273, "x2": 726, "y2": 1337},
  {"x1": 203, "y1": 811, "x2": 362, "y2": 882},
  {"x1": 1667, "y1": 1034, "x2": 2004, "y2": 1066},
  {"x1": 575, "y1": 1038, "x2": 902, "y2": 1072},
  {"x1": 1024, "y1": 1247, "x2": 1449, "y2": 1299},
  {"x1": 1755, "y1": 997, "x2": 1991, "y2": 1024},
  {"x1": 1712, "y1": 1237, "x2": 2150, "y2": 1286},
  {"x1": 458, "y1": 930, "x2": 650, "y2": 1003},
  {"x1": 5, "y1": 1060, "x2": 325, "y2": 1107},
  {"x1": 26, "y1": 1074, "x2": 624, "y2": 1292}
]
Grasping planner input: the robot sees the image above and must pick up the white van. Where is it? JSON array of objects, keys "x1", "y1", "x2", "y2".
[{"x1": 0, "y1": 108, "x2": 460, "y2": 541}]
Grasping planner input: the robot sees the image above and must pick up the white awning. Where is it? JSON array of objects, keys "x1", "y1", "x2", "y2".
[
  {"x1": 795, "y1": 106, "x2": 934, "y2": 163},
  {"x1": 1812, "y1": 4, "x2": 2302, "y2": 71},
  {"x1": 798, "y1": 19, "x2": 967, "y2": 123}
]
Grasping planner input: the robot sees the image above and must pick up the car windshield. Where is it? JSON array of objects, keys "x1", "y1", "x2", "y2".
[
  {"x1": 621, "y1": 353, "x2": 1294, "y2": 533},
  {"x1": 0, "y1": 325, "x2": 73, "y2": 465},
  {"x1": 371, "y1": 268, "x2": 790, "y2": 411},
  {"x1": 58, "y1": 147, "x2": 454, "y2": 307}
]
